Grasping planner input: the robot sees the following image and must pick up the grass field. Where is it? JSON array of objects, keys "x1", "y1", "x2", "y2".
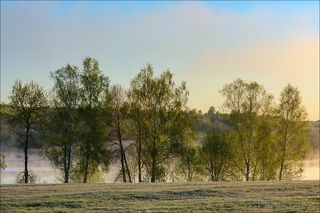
[{"x1": 0, "y1": 180, "x2": 319, "y2": 212}]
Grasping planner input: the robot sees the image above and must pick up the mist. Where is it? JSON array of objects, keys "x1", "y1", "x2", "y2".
[{"x1": 1, "y1": 150, "x2": 318, "y2": 184}]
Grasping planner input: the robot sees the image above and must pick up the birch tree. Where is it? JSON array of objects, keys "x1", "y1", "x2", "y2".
[
  {"x1": 80, "y1": 57, "x2": 110, "y2": 183},
  {"x1": 220, "y1": 79, "x2": 273, "y2": 181},
  {"x1": 129, "y1": 64, "x2": 192, "y2": 182},
  {"x1": 44, "y1": 64, "x2": 81, "y2": 183},
  {"x1": 276, "y1": 84, "x2": 309, "y2": 180},
  {"x1": 9, "y1": 80, "x2": 47, "y2": 183},
  {"x1": 109, "y1": 84, "x2": 132, "y2": 183}
]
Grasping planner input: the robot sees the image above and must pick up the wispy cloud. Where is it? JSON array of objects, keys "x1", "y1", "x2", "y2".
[{"x1": 1, "y1": 2, "x2": 319, "y2": 119}]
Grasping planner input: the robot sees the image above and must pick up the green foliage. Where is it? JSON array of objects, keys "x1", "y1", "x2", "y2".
[
  {"x1": 79, "y1": 57, "x2": 111, "y2": 183},
  {"x1": 42, "y1": 65, "x2": 82, "y2": 183},
  {"x1": 69, "y1": 161, "x2": 105, "y2": 183},
  {"x1": 9, "y1": 80, "x2": 47, "y2": 183},
  {"x1": 80, "y1": 57, "x2": 109, "y2": 108},
  {"x1": 0, "y1": 154, "x2": 6, "y2": 170},
  {"x1": 127, "y1": 83, "x2": 147, "y2": 182},
  {"x1": 4, "y1": 58, "x2": 314, "y2": 184},
  {"x1": 253, "y1": 115, "x2": 278, "y2": 180},
  {"x1": 128, "y1": 64, "x2": 193, "y2": 182},
  {"x1": 77, "y1": 106, "x2": 111, "y2": 181},
  {"x1": 220, "y1": 79, "x2": 274, "y2": 181},
  {"x1": 9, "y1": 80, "x2": 47, "y2": 128},
  {"x1": 50, "y1": 64, "x2": 81, "y2": 108},
  {"x1": 199, "y1": 129, "x2": 236, "y2": 181},
  {"x1": 123, "y1": 146, "x2": 140, "y2": 183},
  {"x1": 308, "y1": 120, "x2": 319, "y2": 152},
  {"x1": 176, "y1": 144, "x2": 203, "y2": 182},
  {"x1": 276, "y1": 84, "x2": 309, "y2": 180},
  {"x1": 108, "y1": 84, "x2": 132, "y2": 183}
]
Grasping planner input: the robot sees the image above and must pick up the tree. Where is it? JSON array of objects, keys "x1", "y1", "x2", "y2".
[
  {"x1": 108, "y1": 84, "x2": 132, "y2": 183},
  {"x1": 122, "y1": 145, "x2": 139, "y2": 182},
  {"x1": 177, "y1": 143, "x2": 201, "y2": 182},
  {"x1": 9, "y1": 80, "x2": 47, "y2": 183},
  {"x1": 276, "y1": 84, "x2": 309, "y2": 180},
  {"x1": 0, "y1": 104, "x2": 11, "y2": 171},
  {"x1": 79, "y1": 57, "x2": 110, "y2": 183},
  {"x1": 199, "y1": 129, "x2": 234, "y2": 181},
  {"x1": 127, "y1": 80, "x2": 148, "y2": 183},
  {"x1": 44, "y1": 64, "x2": 81, "y2": 183},
  {"x1": 129, "y1": 64, "x2": 192, "y2": 182},
  {"x1": 0, "y1": 154, "x2": 6, "y2": 170},
  {"x1": 220, "y1": 79, "x2": 273, "y2": 181},
  {"x1": 253, "y1": 113, "x2": 278, "y2": 180}
]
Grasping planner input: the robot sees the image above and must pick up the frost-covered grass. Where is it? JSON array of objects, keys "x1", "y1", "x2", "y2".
[{"x1": 1, "y1": 180, "x2": 319, "y2": 212}]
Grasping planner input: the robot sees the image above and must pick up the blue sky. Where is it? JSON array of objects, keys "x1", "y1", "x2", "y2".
[
  {"x1": 49, "y1": 1, "x2": 317, "y2": 13},
  {"x1": 1, "y1": 1, "x2": 319, "y2": 119}
]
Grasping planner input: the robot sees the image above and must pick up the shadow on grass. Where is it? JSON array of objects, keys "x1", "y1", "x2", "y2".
[{"x1": 7, "y1": 201, "x2": 82, "y2": 209}]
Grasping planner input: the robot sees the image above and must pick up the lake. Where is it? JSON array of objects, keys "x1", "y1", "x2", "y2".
[{"x1": 1, "y1": 149, "x2": 319, "y2": 184}]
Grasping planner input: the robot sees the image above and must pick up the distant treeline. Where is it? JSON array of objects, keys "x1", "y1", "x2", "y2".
[{"x1": 0, "y1": 57, "x2": 313, "y2": 183}]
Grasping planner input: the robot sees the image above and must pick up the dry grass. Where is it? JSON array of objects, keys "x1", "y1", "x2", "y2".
[{"x1": 1, "y1": 180, "x2": 319, "y2": 212}]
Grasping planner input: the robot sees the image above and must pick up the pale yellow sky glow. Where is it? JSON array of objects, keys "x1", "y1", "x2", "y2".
[
  {"x1": 1, "y1": 2, "x2": 319, "y2": 120},
  {"x1": 186, "y1": 36, "x2": 319, "y2": 120}
]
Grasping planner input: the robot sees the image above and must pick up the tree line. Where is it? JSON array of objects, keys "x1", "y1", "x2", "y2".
[{"x1": 0, "y1": 57, "x2": 310, "y2": 183}]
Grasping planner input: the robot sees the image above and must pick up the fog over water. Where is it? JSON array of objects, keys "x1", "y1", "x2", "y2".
[
  {"x1": 1, "y1": 150, "x2": 319, "y2": 184},
  {"x1": 0, "y1": 149, "x2": 120, "y2": 184}
]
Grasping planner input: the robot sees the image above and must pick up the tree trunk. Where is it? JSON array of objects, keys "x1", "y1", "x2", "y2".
[
  {"x1": 64, "y1": 134, "x2": 68, "y2": 183},
  {"x1": 83, "y1": 151, "x2": 89, "y2": 183},
  {"x1": 137, "y1": 128, "x2": 143, "y2": 183},
  {"x1": 138, "y1": 142, "x2": 142, "y2": 182},
  {"x1": 252, "y1": 161, "x2": 257, "y2": 181},
  {"x1": 245, "y1": 161, "x2": 250, "y2": 181},
  {"x1": 187, "y1": 164, "x2": 192, "y2": 182},
  {"x1": 261, "y1": 157, "x2": 265, "y2": 180},
  {"x1": 123, "y1": 151, "x2": 132, "y2": 183},
  {"x1": 150, "y1": 155, "x2": 156, "y2": 183},
  {"x1": 119, "y1": 138, "x2": 131, "y2": 183},
  {"x1": 24, "y1": 125, "x2": 30, "y2": 184},
  {"x1": 279, "y1": 152, "x2": 285, "y2": 181},
  {"x1": 83, "y1": 105, "x2": 92, "y2": 184},
  {"x1": 65, "y1": 114, "x2": 72, "y2": 184},
  {"x1": 24, "y1": 146, "x2": 28, "y2": 184},
  {"x1": 116, "y1": 114, "x2": 131, "y2": 183},
  {"x1": 279, "y1": 124, "x2": 288, "y2": 181},
  {"x1": 66, "y1": 142, "x2": 72, "y2": 183},
  {"x1": 118, "y1": 128, "x2": 127, "y2": 183},
  {"x1": 279, "y1": 162, "x2": 284, "y2": 181},
  {"x1": 120, "y1": 148, "x2": 127, "y2": 183}
]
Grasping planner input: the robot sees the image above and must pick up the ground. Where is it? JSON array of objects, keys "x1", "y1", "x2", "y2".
[{"x1": 0, "y1": 180, "x2": 319, "y2": 212}]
